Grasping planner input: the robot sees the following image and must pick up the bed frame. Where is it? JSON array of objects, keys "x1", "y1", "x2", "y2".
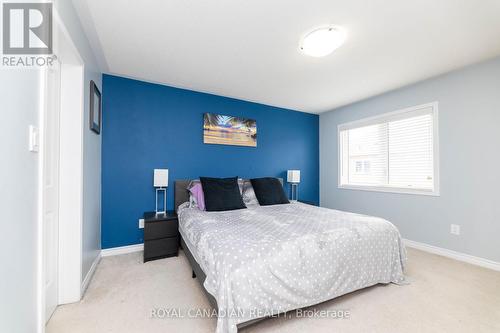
[{"x1": 174, "y1": 178, "x2": 283, "y2": 329}]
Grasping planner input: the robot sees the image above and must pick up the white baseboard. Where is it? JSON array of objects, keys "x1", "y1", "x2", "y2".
[
  {"x1": 101, "y1": 243, "x2": 143, "y2": 257},
  {"x1": 403, "y1": 239, "x2": 500, "y2": 272},
  {"x1": 81, "y1": 254, "x2": 101, "y2": 295}
]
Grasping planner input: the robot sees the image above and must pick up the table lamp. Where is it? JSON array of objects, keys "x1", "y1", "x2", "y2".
[
  {"x1": 154, "y1": 169, "x2": 168, "y2": 214},
  {"x1": 287, "y1": 170, "x2": 300, "y2": 201}
]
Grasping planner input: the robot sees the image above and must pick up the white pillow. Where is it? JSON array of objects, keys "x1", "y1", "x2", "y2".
[{"x1": 242, "y1": 180, "x2": 259, "y2": 205}]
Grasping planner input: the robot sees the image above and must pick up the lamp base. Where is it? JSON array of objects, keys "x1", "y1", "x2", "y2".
[
  {"x1": 290, "y1": 183, "x2": 299, "y2": 201},
  {"x1": 155, "y1": 187, "x2": 167, "y2": 214}
]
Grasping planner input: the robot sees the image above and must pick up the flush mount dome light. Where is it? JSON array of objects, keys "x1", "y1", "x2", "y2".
[{"x1": 300, "y1": 26, "x2": 347, "y2": 57}]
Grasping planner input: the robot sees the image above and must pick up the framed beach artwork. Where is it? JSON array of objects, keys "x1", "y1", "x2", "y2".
[{"x1": 203, "y1": 113, "x2": 257, "y2": 147}]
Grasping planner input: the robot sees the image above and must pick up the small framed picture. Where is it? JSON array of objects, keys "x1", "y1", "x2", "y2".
[{"x1": 90, "y1": 80, "x2": 101, "y2": 134}]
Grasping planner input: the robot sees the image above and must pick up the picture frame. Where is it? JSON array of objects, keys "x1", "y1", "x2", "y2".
[
  {"x1": 203, "y1": 113, "x2": 257, "y2": 147},
  {"x1": 89, "y1": 80, "x2": 101, "y2": 134}
]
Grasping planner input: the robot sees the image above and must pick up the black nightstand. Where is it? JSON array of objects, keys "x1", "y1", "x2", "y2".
[
  {"x1": 298, "y1": 200, "x2": 318, "y2": 206},
  {"x1": 143, "y1": 211, "x2": 179, "y2": 262}
]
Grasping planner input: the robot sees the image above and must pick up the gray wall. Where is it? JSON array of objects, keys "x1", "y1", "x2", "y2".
[
  {"x1": 320, "y1": 56, "x2": 500, "y2": 263},
  {"x1": 0, "y1": 70, "x2": 42, "y2": 333}
]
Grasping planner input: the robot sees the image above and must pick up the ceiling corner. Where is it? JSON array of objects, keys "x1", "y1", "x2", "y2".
[{"x1": 71, "y1": 0, "x2": 109, "y2": 73}]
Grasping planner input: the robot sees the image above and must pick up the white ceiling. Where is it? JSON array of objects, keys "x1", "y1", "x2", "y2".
[{"x1": 75, "y1": 0, "x2": 500, "y2": 113}]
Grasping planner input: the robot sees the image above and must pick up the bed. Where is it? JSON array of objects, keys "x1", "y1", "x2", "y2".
[{"x1": 174, "y1": 179, "x2": 407, "y2": 333}]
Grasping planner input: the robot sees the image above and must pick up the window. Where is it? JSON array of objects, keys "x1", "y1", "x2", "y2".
[{"x1": 338, "y1": 102, "x2": 439, "y2": 195}]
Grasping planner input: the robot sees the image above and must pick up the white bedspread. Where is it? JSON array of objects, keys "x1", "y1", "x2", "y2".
[{"x1": 178, "y1": 202, "x2": 407, "y2": 333}]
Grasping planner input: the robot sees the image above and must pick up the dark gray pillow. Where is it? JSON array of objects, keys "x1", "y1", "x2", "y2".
[
  {"x1": 199, "y1": 177, "x2": 246, "y2": 212},
  {"x1": 250, "y1": 177, "x2": 289, "y2": 206}
]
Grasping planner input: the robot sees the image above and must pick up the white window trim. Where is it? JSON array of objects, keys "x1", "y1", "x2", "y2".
[{"x1": 337, "y1": 102, "x2": 440, "y2": 196}]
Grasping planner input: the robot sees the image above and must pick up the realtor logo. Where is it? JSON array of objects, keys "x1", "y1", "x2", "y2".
[{"x1": 2, "y1": 2, "x2": 52, "y2": 54}]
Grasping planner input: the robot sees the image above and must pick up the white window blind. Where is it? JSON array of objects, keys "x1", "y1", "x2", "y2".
[{"x1": 338, "y1": 103, "x2": 439, "y2": 195}]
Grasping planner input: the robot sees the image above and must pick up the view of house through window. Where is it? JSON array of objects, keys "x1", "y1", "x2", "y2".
[{"x1": 339, "y1": 103, "x2": 439, "y2": 195}]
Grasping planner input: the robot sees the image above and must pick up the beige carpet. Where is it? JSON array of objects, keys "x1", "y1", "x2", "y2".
[{"x1": 47, "y1": 248, "x2": 500, "y2": 333}]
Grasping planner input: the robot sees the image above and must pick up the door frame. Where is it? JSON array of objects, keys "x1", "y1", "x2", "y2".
[
  {"x1": 37, "y1": 8, "x2": 85, "y2": 333},
  {"x1": 42, "y1": 58, "x2": 62, "y2": 324}
]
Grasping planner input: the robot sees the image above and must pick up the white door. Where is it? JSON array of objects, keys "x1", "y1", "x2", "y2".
[{"x1": 43, "y1": 59, "x2": 61, "y2": 323}]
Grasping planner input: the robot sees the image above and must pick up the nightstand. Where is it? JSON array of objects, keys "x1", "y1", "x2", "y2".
[
  {"x1": 143, "y1": 211, "x2": 179, "y2": 262},
  {"x1": 298, "y1": 200, "x2": 318, "y2": 206}
]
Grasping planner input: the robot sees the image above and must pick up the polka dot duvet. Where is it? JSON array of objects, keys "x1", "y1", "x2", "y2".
[{"x1": 178, "y1": 201, "x2": 407, "y2": 333}]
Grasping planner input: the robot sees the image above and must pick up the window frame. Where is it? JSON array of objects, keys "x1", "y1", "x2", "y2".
[{"x1": 337, "y1": 102, "x2": 440, "y2": 196}]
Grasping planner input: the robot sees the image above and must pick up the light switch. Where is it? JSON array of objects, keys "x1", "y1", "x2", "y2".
[
  {"x1": 450, "y1": 224, "x2": 460, "y2": 235},
  {"x1": 29, "y1": 125, "x2": 39, "y2": 152}
]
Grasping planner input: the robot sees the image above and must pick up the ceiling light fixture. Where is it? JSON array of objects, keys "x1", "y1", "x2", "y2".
[{"x1": 300, "y1": 26, "x2": 347, "y2": 57}]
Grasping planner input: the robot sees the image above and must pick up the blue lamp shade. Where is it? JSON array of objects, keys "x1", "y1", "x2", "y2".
[{"x1": 287, "y1": 170, "x2": 300, "y2": 183}]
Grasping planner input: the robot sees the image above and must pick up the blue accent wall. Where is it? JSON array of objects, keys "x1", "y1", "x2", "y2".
[{"x1": 102, "y1": 74, "x2": 319, "y2": 249}]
